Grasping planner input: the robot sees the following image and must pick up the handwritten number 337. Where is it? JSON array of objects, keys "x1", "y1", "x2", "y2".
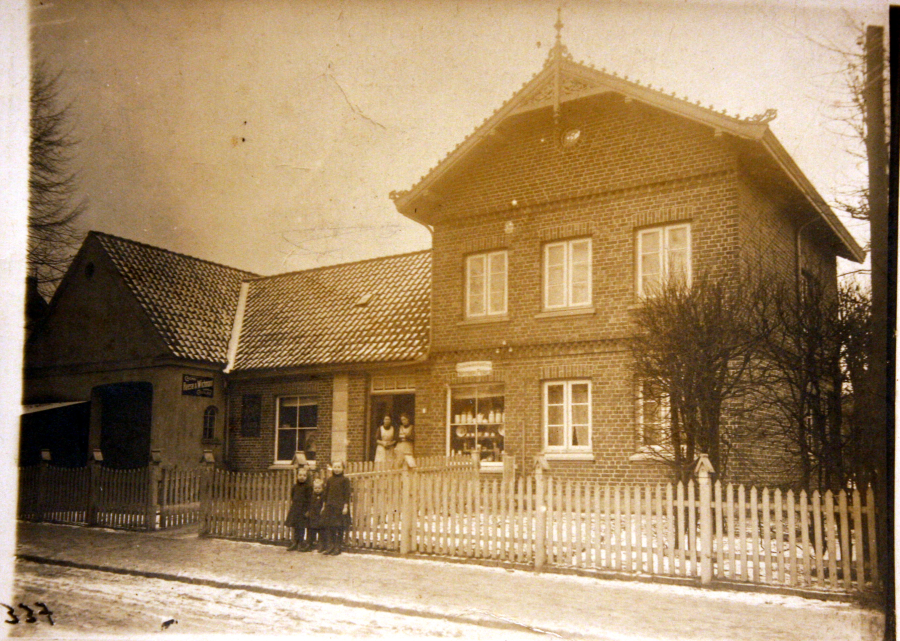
[{"x1": 2, "y1": 603, "x2": 54, "y2": 625}]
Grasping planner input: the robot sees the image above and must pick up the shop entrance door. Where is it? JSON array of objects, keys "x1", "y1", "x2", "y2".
[{"x1": 368, "y1": 393, "x2": 415, "y2": 461}]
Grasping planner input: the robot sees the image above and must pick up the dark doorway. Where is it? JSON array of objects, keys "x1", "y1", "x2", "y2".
[
  {"x1": 19, "y1": 402, "x2": 90, "y2": 467},
  {"x1": 97, "y1": 382, "x2": 153, "y2": 469},
  {"x1": 368, "y1": 393, "x2": 415, "y2": 461}
]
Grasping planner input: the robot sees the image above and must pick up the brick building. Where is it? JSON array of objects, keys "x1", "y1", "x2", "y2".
[
  {"x1": 24, "y1": 37, "x2": 862, "y2": 484},
  {"x1": 390, "y1": 35, "x2": 862, "y2": 485}
]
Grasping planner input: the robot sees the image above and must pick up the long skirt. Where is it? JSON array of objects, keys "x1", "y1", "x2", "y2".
[
  {"x1": 374, "y1": 444, "x2": 394, "y2": 465},
  {"x1": 394, "y1": 441, "x2": 413, "y2": 467}
]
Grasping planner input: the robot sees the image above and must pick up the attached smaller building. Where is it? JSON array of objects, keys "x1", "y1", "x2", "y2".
[
  {"x1": 224, "y1": 251, "x2": 431, "y2": 471},
  {"x1": 24, "y1": 232, "x2": 254, "y2": 468}
]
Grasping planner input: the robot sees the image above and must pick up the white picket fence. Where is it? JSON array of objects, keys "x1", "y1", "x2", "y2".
[{"x1": 199, "y1": 457, "x2": 879, "y2": 594}]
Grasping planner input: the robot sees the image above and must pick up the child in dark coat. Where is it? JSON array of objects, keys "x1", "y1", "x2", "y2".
[
  {"x1": 321, "y1": 461, "x2": 352, "y2": 555},
  {"x1": 307, "y1": 478, "x2": 327, "y2": 552},
  {"x1": 284, "y1": 467, "x2": 312, "y2": 551}
]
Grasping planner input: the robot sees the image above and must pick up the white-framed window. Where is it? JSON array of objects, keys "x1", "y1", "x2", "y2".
[
  {"x1": 202, "y1": 406, "x2": 217, "y2": 441},
  {"x1": 637, "y1": 381, "x2": 670, "y2": 449},
  {"x1": 275, "y1": 396, "x2": 318, "y2": 463},
  {"x1": 636, "y1": 223, "x2": 691, "y2": 297},
  {"x1": 543, "y1": 238, "x2": 592, "y2": 309},
  {"x1": 466, "y1": 251, "x2": 507, "y2": 317},
  {"x1": 543, "y1": 380, "x2": 591, "y2": 453}
]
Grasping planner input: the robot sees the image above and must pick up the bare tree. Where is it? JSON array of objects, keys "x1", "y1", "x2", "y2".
[
  {"x1": 753, "y1": 276, "x2": 848, "y2": 491},
  {"x1": 629, "y1": 272, "x2": 767, "y2": 482},
  {"x1": 29, "y1": 63, "x2": 85, "y2": 300},
  {"x1": 836, "y1": 281, "x2": 874, "y2": 490}
]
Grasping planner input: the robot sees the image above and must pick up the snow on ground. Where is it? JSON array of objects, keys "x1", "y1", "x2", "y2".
[{"x1": 11, "y1": 561, "x2": 544, "y2": 639}]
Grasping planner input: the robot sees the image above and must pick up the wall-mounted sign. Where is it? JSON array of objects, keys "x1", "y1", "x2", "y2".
[
  {"x1": 182, "y1": 375, "x2": 214, "y2": 397},
  {"x1": 456, "y1": 361, "x2": 492, "y2": 377}
]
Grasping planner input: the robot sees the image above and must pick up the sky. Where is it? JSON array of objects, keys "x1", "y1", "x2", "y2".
[{"x1": 29, "y1": 0, "x2": 887, "y2": 278}]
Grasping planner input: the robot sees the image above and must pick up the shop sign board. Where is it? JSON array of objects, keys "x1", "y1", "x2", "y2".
[
  {"x1": 182, "y1": 375, "x2": 214, "y2": 397},
  {"x1": 456, "y1": 361, "x2": 492, "y2": 377}
]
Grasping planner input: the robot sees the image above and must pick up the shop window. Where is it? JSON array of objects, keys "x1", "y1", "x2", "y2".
[
  {"x1": 636, "y1": 223, "x2": 691, "y2": 297},
  {"x1": 275, "y1": 397, "x2": 317, "y2": 464},
  {"x1": 543, "y1": 380, "x2": 591, "y2": 453},
  {"x1": 202, "y1": 406, "x2": 217, "y2": 441},
  {"x1": 466, "y1": 250, "x2": 507, "y2": 317},
  {"x1": 449, "y1": 384, "x2": 504, "y2": 462},
  {"x1": 543, "y1": 238, "x2": 591, "y2": 309}
]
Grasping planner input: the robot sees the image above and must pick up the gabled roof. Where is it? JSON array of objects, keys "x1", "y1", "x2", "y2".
[
  {"x1": 93, "y1": 232, "x2": 257, "y2": 363},
  {"x1": 231, "y1": 250, "x2": 431, "y2": 371},
  {"x1": 390, "y1": 40, "x2": 864, "y2": 263}
]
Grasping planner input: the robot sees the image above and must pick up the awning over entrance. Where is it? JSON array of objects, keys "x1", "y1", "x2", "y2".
[{"x1": 21, "y1": 401, "x2": 89, "y2": 415}]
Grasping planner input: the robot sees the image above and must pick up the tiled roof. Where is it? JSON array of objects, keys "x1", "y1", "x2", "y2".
[
  {"x1": 93, "y1": 232, "x2": 257, "y2": 363},
  {"x1": 233, "y1": 251, "x2": 431, "y2": 370}
]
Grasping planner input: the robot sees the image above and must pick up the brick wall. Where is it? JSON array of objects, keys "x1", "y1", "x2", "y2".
[
  {"x1": 226, "y1": 374, "x2": 334, "y2": 471},
  {"x1": 227, "y1": 366, "x2": 429, "y2": 471}
]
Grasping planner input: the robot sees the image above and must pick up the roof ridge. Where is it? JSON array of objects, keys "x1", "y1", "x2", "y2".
[
  {"x1": 248, "y1": 248, "x2": 432, "y2": 282},
  {"x1": 90, "y1": 230, "x2": 259, "y2": 277}
]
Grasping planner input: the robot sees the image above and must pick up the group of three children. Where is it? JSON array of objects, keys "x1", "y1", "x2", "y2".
[{"x1": 284, "y1": 461, "x2": 351, "y2": 555}]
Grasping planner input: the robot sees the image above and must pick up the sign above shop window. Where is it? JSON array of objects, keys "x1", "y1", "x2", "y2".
[
  {"x1": 456, "y1": 361, "x2": 493, "y2": 377},
  {"x1": 182, "y1": 375, "x2": 214, "y2": 397}
]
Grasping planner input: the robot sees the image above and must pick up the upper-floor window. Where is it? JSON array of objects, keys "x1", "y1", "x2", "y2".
[
  {"x1": 543, "y1": 238, "x2": 592, "y2": 309},
  {"x1": 543, "y1": 380, "x2": 591, "y2": 453},
  {"x1": 202, "y1": 406, "x2": 217, "y2": 441},
  {"x1": 636, "y1": 223, "x2": 691, "y2": 297},
  {"x1": 466, "y1": 251, "x2": 507, "y2": 317},
  {"x1": 275, "y1": 396, "x2": 318, "y2": 464}
]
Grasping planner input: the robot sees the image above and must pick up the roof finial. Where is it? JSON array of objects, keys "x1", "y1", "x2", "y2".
[
  {"x1": 555, "y1": 6, "x2": 563, "y2": 47},
  {"x1": 547, "y1": 5, "x2": 569, "y2": 65}
]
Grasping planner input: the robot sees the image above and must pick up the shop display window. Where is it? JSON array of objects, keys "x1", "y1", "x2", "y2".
[{"x1": 448, "y1": 384, "x2": 504, "y2": 461}]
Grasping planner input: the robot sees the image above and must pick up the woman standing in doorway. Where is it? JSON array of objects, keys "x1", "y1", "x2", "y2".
[
  {"x1": 394, "y1": 412, "x2": 415, "y2": 467},
  {"x1": 374, "y1": 414, "x2": 396, "y2": 465}
]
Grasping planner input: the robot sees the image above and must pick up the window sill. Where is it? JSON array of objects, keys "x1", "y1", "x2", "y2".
[
  {"x1": 629, "y1": 446, "x2": 672, "y2": 463},
  {"x1": 268, "y1": 461, "x2": 319, "y2": 470},
  {"x1": 544, "y1": 451, "x2": 595, "y2": 461},
  {"x1": 457, "y1": 314, "x2": 510, "y2": 326},
  {"x1": 534, "y1": 306, "x2": 595, "y2": 319},
  {"x1": 201, "y1": 438, "x2": 221, "y2": 446}
]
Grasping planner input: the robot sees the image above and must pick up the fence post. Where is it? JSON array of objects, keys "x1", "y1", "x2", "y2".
[
  {"x1": 36, "y1": 450, "x2": 51, "y2": 522},
  {"x1": 88, "y1": 449, "x2": 102, "y2": 527},
  {"x1": 696, "y1": 454, "x2": 715, "y2": 585},
  {"x1": 146, "y1": 451, "x2": 162, "y2": 531},
  {"x1": 534, "y1": 458, "x2": 547, "y2": 571},
  {"x1": 199, "y1": 452, "x2": 215, "y2": 536},
  {"x1": 400, "y1": 462, "x2": 412, "y2": 555}
]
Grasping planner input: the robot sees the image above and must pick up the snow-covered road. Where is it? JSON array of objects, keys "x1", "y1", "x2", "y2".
[
  {"x1": 12, "y1": 523, "x2": 887, "y2": 640},
  {"x1": 11, "y1": 560, "x2": 545, "y2": 639}
]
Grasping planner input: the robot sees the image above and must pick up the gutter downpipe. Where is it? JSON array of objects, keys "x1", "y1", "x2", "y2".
[
  {"x1": 413, "y1": 217, "x2": 434, "y2": 360},
  {"x1": 223, "y1": 281, "x2": 250, "y2": 466}
]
